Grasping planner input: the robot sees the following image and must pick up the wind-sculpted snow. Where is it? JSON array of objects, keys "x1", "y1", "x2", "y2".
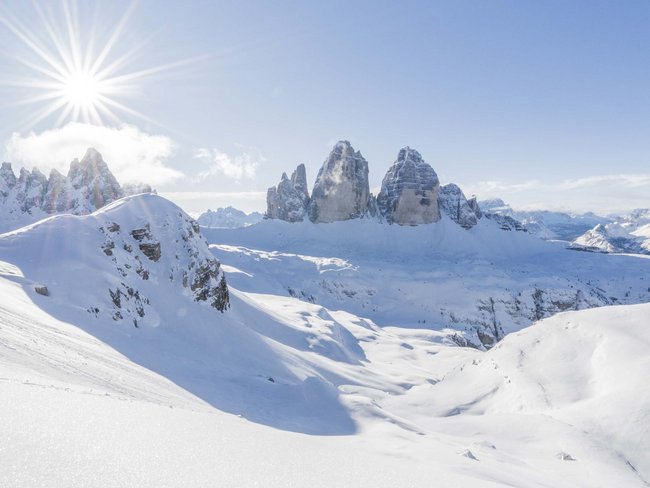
[
  {"x1": 205, "y1": 218, "x2": 650, "y2": 347},
  {"x1": 308, "y1": 141, "x2": 370, "y2": 223},
  {"x1": 377, "y1": 147, "x2": 441, "y2": 225}
]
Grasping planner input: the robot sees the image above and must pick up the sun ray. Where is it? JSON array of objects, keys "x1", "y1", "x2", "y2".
[
  {"x1": 0, "y1": 0, "x2": 199, "y2": 129},
  {"x1": 89, "y1": 1, "x2": 139, "y2": 77},
  {"x1": 0, "y1": 10, "x2": 68, "y2": 78}
]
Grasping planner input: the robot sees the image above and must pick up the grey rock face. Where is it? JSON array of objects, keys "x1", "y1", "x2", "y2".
[
  {"x1": 467, "y1": 196, "x2": 483, "y2": 219},
  {"x1": 15, "y1": 168, "x2": 47, "y2": 213},
  {"x1": 377, "y1": 147, "x2": 440, "y2": 225},
  {"x1": 438, "y1": 184, "x2": 479, "y2": 229},
  {"x1": 266, "y1": 163, "x2": 310, "y2": 222},
  {"x1": 0, "y1": 162, "x2": 16, "y2": 198},
  {"x1": 485, "y1": 213, "x2": 527, "y2": 232},
  {"x1": 290, "y1": 163, "x2": 309, "y2": 202},
  {"x1": 308, "y1": 141, "x2": 369, "y2": 223},
  {"x1": 68, "y1": 148, "x2": 123, "y2": 213}
]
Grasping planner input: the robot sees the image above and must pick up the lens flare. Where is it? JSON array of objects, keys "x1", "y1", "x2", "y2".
[{"x1": 0, "y1": 1, "x2": 200, "y2": 129}]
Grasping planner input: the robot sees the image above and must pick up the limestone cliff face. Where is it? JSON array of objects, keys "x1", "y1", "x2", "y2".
[
  {"x1": 438, "y1": 183, "x2": 479, "y2": 229},
  {"x1": 377, "y1": 147, "x2": 440, "y2": 225},
  {"x1": 266, "y1": 163, "x2": 310, "y2": 222},
  {"x1": 308, "y1": 141, "x2": 369, "y2": 223}
]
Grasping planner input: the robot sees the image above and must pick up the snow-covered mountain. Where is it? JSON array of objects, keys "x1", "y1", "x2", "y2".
[
  {"x1": 197, "y1": 206, "x2": 263, "y2": 228},
  {"x1": 570, "y1": 208, "x2": 650, "y2": 254},
  {"x1": 0, "y1": 148, "x2": 152, "y2": 234},
  {"x1": 480, "y1": 198, "x2": 612, "y2": 240},
  {"x1": 0, "y1": 194, "x2": 229, "y2": 329}
]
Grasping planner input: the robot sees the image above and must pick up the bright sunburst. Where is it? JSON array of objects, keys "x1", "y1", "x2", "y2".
[{"x1": 0, "y1": 1, "x2": 195, "y2": 129}]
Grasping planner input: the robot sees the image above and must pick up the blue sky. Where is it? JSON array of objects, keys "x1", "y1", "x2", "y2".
[{"x1": 0, "y1": 0, "x2": 649, "y2": 214}]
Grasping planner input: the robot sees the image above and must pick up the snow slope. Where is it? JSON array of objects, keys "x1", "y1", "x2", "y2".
[
  {"x1": 204, "y1": 217, "x2": 650, "y2": 346},
  {"x1": 1, "y1": 257, "x2": 649, "y2": 486}
]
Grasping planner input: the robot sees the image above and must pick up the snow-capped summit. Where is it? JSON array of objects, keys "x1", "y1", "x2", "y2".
[
  {"x1": 308, "y1": 141, "x2": 370, "y2": 223},
  {"x1": 0, "y1": 193, "x2": 229, "y2": 327},
  {"x1": 377, "y1": 147, "x2": 441, "y2": 225},
  {"x1": 571, "y1": 218, "x2": 650, "y2": 255},
  {"x1": 266, "y1": 164, "x2": 311, "y2": 222},
  {"x1": 0, "y1": 148, "x2": 152, "y2": 234},
  {"x1": 197, "y1": 206, "x2": 263, "y2": 228}
]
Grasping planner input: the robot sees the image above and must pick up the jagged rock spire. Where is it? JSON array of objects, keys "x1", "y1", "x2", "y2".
[
  {"x1": 266, "y1": 164, "x2": 310, "y2": 222},
  {"x1": 308, "y1": 141, "x2": 369, "y2": 223}
]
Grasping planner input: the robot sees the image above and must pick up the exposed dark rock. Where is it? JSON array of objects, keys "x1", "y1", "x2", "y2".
[
  {"x1": 139, "y1": 242, "x2": 161, "y2": 262},
  {"x1": 34, "y1": 285, "x2": 49, "y2": 296}
]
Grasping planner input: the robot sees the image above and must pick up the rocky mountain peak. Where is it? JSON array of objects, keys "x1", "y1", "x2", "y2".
[
  {"x1": 308, "y1": 141, "x2": 369, "y2": 223},
  {"x1": 290, "y1": 163, "x2": 309, "y2": 200},
  {"x1": 438, "y1": 183, "x2": 480, "y2": 229},
  {"x1": 266, "y1": 164, "x2": 311, "y2": 222},
  {"x1": 0, "y1": 148, "x2": 140, "y2": 233},
  {"x1": 377, "y1": 146, "x2": 440, "y2": 225}
]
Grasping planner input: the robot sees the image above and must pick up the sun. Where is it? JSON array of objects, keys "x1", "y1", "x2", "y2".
[
  {"x1": 0, "y1": 1, "x2": 199, "y2": 129},
  {"x1": 62, "y1": 70, "x2": 102, "y2": 110}
]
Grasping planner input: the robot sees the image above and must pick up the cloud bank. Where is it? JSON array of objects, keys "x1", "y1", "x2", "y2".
[
  {"x1": 195, "y1": 147, "x2": 263, "y2": 181},
  {"x1": 4, "y1": 123, "x2": 182, "y2": 185}
]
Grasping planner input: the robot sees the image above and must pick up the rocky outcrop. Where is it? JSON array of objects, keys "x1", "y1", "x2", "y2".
[
  {"x1": 377, "y1": 147, "x2": 440, "y2": 225},
  {"x1": 95, "y1": 195, "x2": 230, "y2": 325},
  {"x1": 484, "y1": 213, "x2": 527, "y2": 232},
  {"x1": 467, "y1": 196, "x2": 482, "y2": 219},
  {"x1": 308, "y1": 141, "x2": 369, "y2": 223},
  {"x1": 438, "y1": 183, "x2": 479, "y2": 229},
  {"x1": 266, "y1": 164, "x2": 310, "y2": 222}
]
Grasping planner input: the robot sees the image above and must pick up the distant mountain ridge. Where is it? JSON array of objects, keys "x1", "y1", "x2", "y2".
[
  {"x1": 479, "y1": 198, "x2": 611, "y2": 241},
  {"x1": 197, "y1": 207, "x2": 263, "y2": 228},
  {"x1": 0, "y1": 148, "x2": 153, "y2": 234},
  {"x1": 570, "y1": 209, "x2": 650, "y2": 255}
]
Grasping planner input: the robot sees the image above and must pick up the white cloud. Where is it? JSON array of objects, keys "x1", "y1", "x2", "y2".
[
  {"x1": 4, "y1": 123, "x2": 182, "y2": 185},
  {"x1": 195, "y1": 147, "x2": 263, "y2": 181},
  {"x1": 462, "y1": 173, "x2": 650, "y2": 215}
]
